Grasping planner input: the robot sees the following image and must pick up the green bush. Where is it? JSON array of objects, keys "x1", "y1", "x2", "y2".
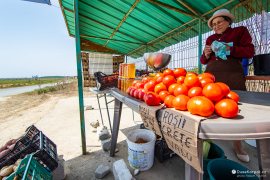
[{"x1": 36, "y1": 86, "x2": 57, "y2": 94}]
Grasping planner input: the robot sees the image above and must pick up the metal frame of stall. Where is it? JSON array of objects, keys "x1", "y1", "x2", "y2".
[
  {"x1": 72, "y1": 0, "x2": 206, "y2": 155},
  {"x1": 69, "y1": 0, "x2": 270, "y2": 179}
]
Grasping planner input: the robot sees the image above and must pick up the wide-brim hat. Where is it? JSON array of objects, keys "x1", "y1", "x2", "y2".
[{"x1": 208, "y1": 9, "x2": 234, "y2": 29}]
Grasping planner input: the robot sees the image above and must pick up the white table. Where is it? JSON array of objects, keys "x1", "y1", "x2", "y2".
[{"x1": 109, "y1": 88, "x2": 270, "y2": 179}]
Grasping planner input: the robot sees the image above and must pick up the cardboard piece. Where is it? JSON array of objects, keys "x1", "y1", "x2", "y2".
[
  {"x1": 160, "y1": 108, "x2": 205, "y2": 173},
  {"x1": 139, "y1": 104, "x2": 164, "y2": 137}
]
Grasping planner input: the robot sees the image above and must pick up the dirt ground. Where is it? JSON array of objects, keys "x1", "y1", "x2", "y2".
[
  {"x1": 0, "y1": 82, "x2": 259, "y2": 179},
  {"x1": 0, "y1": 83, "x2": 186, "y2": 179}
]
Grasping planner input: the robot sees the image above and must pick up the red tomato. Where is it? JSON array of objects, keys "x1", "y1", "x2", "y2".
[
  {"x1": 143, "y1": 92, "x2": 161, "y2": 106},
  {"x1": 154, "y1": 83, "x2": 167, "y2": 94},
  {"x1": 172, "y1": 95, "x2": 190, "y2": 111},
  {"x1": 162, "y1": 75, "x2": 176, "y2": 88},
  {"x1": 202, "y1": 83, "x2": 224, "y2": 102},
  {"x1": 159, "y1": 91, "x2": 171, "y2": 102},
  {"x1": 129, "y1": 88, "x2": 137, "y2": 97},
  {"x1": 135, "y1": 82, "x2": 145, "y2": 89},
  {"x1": 132, "y1": 80, "x2": 139, "y2": 87},
  {"x1": 184, "y1": 75, "x2": 201, "y2": 88},
  {"x1": 126, "y1": 87, "x2": 132, "y2": 95},
  {"x1": 156, "y1": 76, "x2": 164, "y2": 84},
  {"x1": 154, "y1": 73, "x2": 164, "y2": 80},
  {"x1": 188, "y1": 87, "x2": 203, "y2": 98},
  {"x1": 226, "y1": 91, "x2": 240, "y2": 103},
  {"x1": 187, "y1": 96, "x2": 215, "y2": 117},
  {"x1": 138, "y1": 89, "x2": 146, "y2": 101},
  {"x1": 215, "y1": 99, "x2": 239, "y2": 118},
  {"x1": 144, "y1": 80, "x2": 157, "y2": 92},
  {"x1": 168, "y1": 83, "x2": 180, "y2": 94},
  {"x1": 133, "y1": 89, "x2": 140, "y2": 99},
  {"x1": 216, "y1": 82, "x2": 230, "y2": 96},
  {"x1": 198, "y1": 72, "x2": 215, "y2": 81},
  {"x1": 173, "y1": 68, "x2": 187, "y2": 78},
  {"x1": 173, "y1": 84, "x2": 189, "y2": 96},
  {"x1": 142, "y1": 77, "x2": 152, "y2": 84},
  {"x1": 186, "y1": 72, "x2": 198, "y2": 77},
  {"x1": 177, "y1": 76, "x2": 185, "y2": 84},
  {"x1": 200, "y1": 77, "x2": 214, "y2": 88},
  {"x1": 164, "y1": 95, "x2": 175, "y2": 108},
  {"x1": 163, "y1": 69, "x2": 174, "y2": 76}
]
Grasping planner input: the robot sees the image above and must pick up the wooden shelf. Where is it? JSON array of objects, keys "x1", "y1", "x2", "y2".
[{"x1": 246, "y1": 76, "x2": 270, "y2": 81}]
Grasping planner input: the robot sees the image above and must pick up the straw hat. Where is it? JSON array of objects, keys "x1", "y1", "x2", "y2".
[{"x1": 208, "y1": 9, "x2": 234, "y2": 28}]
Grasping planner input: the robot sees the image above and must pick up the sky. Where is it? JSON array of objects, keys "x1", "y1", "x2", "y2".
[{"x1": 0, "y1": 0, "x2": 76, "y2": 78}]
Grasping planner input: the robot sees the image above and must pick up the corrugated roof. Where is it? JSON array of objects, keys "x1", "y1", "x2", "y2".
[{"x1": 59, "y1": 0, "x2": 263, "y2": 58}]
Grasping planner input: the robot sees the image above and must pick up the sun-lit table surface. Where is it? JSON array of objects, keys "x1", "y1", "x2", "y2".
[{"x1": 109, "y1": 88, "x2": 270, "y2": 179}]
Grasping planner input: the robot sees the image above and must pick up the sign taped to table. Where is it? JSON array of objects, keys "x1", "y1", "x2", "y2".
[
  {"x1": 160, "y1": 108, "x2": 204, "y2": 173},
  {"x1": 139, "y1": 104, "x2": 163, "y2": 137}
]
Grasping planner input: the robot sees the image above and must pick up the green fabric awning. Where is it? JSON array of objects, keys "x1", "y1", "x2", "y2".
[{"x1": 59, "y1": 0, "x2": 267, "y2": 58}]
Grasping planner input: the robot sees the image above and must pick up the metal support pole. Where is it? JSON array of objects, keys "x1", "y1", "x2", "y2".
[
  {"x1": 74, "y1": 0, "x2": 86, "y2": 155},
  {"x1": 146, "y1": 45, "x2": 149, "y2": 72},
  {"x1": 198, "y1": 19, "x2": 203, "y2": 74},
  {"x1": 96, "y1": 94, "x2": 104, "y2": 126},
  {"x1": 256, "y1": 139, "x2": 270, "y2": 179},
  {"x1": 104, "y1": 94, "x2": 112, "y2": 134},
  {"x1": 110, "y1": 98, "x2": 123, "y2": 157}
]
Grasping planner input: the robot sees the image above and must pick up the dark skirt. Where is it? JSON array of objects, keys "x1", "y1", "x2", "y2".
[{"x1": 205, "y1": 59, "x2": 246, "y2": 91}]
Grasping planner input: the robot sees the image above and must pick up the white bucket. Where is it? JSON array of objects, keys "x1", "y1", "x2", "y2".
[{"x1": 126, "y1": 129, "x2": 156, "y2": 171}]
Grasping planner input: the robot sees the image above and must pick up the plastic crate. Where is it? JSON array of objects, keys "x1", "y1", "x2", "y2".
[
  {"x1": 94, "y1": 71, "x2": 118, "y2": 91},
  {"x1": 0, "y1": 125, "x2": 58, "y2": 171},
  {"x1": 7, "y1": 154, "x2": 52, "y2": 180}
]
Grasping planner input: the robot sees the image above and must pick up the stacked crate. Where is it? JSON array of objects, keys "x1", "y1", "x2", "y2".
[
  {"x1": 113, "y1": 55, "x2": 124, "y2": 73},
  {"x1": 81, "y1": 52, "x2": 96, "y2": 87},
  {"x1": 89, "y1": 53, "x2": 113, "y2": 75}
]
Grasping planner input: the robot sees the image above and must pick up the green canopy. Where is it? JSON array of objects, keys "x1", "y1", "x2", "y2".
[
  {"x1": 58, "y1": 0, "x2": 269, "y2": 155},
  {"x1": 59, "y1": 0, "x2": 252, "y2": 58}
]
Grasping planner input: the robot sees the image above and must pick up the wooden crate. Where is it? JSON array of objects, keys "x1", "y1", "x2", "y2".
[{"x1": 113, "y1": 55, "x2": 124, "y2": 73}]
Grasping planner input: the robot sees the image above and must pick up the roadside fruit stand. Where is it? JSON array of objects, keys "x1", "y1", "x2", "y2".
[{"x1": 108, "y1": 68, "x2": 270, "y2": 179}]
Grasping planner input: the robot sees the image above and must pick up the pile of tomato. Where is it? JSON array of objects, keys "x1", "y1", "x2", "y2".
[{"x1": 126, "y1": 68, "x2": 240, "y2": 118}]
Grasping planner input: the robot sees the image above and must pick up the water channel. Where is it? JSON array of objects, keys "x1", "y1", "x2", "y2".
[{"x1": 0, "y1": 83, "x2": 56, "y2": 98}]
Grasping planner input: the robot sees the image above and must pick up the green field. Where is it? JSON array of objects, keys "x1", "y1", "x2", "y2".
[{"x1": 0, "y1": 77, "x2": 66, "y2": 88}]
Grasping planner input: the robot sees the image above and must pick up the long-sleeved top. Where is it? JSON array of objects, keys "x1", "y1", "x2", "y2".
[{"x1": 200, "y1": 26, "x2": 255, "y2": 64}]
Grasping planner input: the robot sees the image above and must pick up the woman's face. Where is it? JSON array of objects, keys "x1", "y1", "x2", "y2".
[{"x1": 211, "y1": 17, "x2": 230, "y2": 34}]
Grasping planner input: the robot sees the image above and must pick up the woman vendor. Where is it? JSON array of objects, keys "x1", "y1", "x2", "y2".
[{"x1": 200, "y1": 9, "x2": 255, "y2": 162}]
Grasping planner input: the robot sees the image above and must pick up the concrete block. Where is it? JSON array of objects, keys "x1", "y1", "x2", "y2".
[
  {"x1": 95, "y1": 164, "x2": 110, "y2": 179},
  {"x1": 113, "y1": 159, "x2": 133, "y2": 180}
]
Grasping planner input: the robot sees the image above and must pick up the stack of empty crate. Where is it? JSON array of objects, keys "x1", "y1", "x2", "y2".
[
  {"x1": 82, "y1": 53, "x2": 124, "y2": 88},
  {"x1": 113, "y1": 55, "x2": 124, "y2": 73},
  {"x1": 82, "y1": 52, "x2": 96, "y2": 87}
]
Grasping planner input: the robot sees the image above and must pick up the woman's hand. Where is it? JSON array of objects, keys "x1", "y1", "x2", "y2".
[{"x1": 204, "y1": 45, "x2": 212, "y2": 59}]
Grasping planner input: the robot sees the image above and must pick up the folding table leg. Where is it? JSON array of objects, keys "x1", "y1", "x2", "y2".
[
  {"x1": 256, "y1": 139, "x2": 270, "y2": 179},
  {"x1": 96, "y1": 94, "x2": 104, "y2": 126},
  {"x1": 104, "y1": 94, "x2": 112, "y2": 134},
  {"x1": 185, "y1": 139, "x2": 203, "y2": 180},
  {"x1": 110, "y1": 98, "x2": 123, "y2": 157}
]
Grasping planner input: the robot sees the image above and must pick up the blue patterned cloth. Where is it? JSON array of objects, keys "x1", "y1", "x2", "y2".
[{"x1": 211, "y1": 40, "x2": 233, "y2": 60}]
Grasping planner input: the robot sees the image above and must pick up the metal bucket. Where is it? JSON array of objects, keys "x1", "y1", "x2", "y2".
[{"x1": 253, "y1": 54, "x2": 270, "y2": 75}]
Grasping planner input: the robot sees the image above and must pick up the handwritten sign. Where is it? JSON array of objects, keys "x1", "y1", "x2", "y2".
[
  {"x1": 139, "y1": 104, "x2": 163, "y2": 137},
  {"x1": 160, "y1": 108, "x2": 204, "y2": 173}
]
